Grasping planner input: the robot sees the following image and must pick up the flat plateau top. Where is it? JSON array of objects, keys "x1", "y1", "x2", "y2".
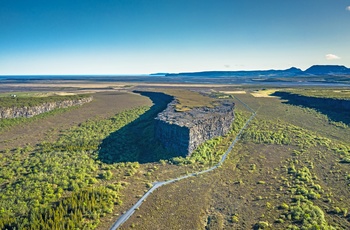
[{"x1": 156, "y1": 100, "x2": 234, "y2": 128}]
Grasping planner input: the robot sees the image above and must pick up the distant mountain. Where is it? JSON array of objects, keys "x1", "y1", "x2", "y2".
[
  {"x1": 166, "y1": 67, "x2": 303, "y2": 77},
  {"x1": 304, "y1": 65, "x2": 350, "y2": 75},
  {"x1": 150, "y1": 73, "x2": 169, "y2": 76},
  {"x1": 164, "y1": 65, "x2": 350, "y2": 78}
]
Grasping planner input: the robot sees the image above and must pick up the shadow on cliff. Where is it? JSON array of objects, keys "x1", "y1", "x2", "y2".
[
  {"x1": 98, "y1": 91, "x2": 177, "y2": 164},
  {"x1": 272, "y1": 91, "x2": 350, "y2": 126}
]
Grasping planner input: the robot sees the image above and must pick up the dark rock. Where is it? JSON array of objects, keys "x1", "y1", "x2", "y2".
[
  {"x1": 155, "y1": 100, "x2": 235, "y2": 156},
  {"x1": 165, "y1": 67, "x2": 303, "y2": 77},
  {"x1": 272, "y1": 91, "x2": 350, "y2": 125},
  {"x1": 0, "y1": 97, "x2": 93, "y2": 119},
  {"x1": 304, "y1": 65, "x2": 350, "y2": 75},
  {"x1": 165, "y1": 65, "x2": 350, "y2": 77}
]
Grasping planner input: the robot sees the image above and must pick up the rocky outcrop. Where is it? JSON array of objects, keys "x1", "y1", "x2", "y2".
[
  {"x1": 0, "y1": 97, "x2": 93, "y2": 119},
  {"x1": 155, "y1": 100, "x2": 235, "y2": 156},
  {"x1": 272, "y1": 92, "x2": 350, "y2": 110},
  {"x1": 272, "y1": 91, "x2": 350, "y2": 125}
]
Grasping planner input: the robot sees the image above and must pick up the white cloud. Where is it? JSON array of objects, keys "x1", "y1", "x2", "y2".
[
  {"x1": 325, "y1": 54, "x2": 341, "y2": 60},
  {"x1": 346, "y1": 6, "x2": 350, "y2": 11}
]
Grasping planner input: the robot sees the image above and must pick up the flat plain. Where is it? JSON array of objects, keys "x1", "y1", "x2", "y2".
[{"x1": 0, "y1": 81, "x2": 349, "y2": 230}]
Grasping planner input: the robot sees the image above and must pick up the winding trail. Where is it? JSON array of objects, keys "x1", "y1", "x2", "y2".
[{"x1": 110, "y1": 97, "x2": 256, "y2": 230}]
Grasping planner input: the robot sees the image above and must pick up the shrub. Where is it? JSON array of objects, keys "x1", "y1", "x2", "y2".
[
  {"x1": 101, "y1": 170, "x2": 113, "y2": 180},
  {"x1": 279, "y1": 203, "x2": 289, "y2": 210},
  {"x1": 254, "y1": 221, "x2": 269, "y2": 229},
  {"x1": 231, "y1": 214, "x2": 239, "y2": 223},
  {"x1": 250, "y1": 163, "x2": 257, "y2": 171},
  {"x1": 340, "y1": 157, "x2": 350, "y2": 163}
]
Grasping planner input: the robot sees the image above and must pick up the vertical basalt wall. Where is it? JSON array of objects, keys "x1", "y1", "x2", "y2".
[
  {"x1": 188, "y1": 109, "x2": 234, "y2": 154},
  {"x1": 272, "y1": 92, "x2": 350, "y2": 110},
  {"x1": 155, "y1": 100, "x2": 235, "y2": 156},
  {"x1": 155, "y1": 120, "x2": 191, "y2": 157},
  {"x1": 0, "y1": 97, "x2": 93, "y2": 119}
]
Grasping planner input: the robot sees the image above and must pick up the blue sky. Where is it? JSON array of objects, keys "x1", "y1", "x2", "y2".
[{"x1": 1, "y1": 0, "x2": 350, "y2": 75}]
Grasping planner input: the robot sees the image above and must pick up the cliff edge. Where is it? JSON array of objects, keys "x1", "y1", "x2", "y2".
[
  {"x1": 155, "y1": 99, "x2": 235, "y2": 156},
  {"x1": 0, "y1": 96, "x2": 93, "y2": 119}
]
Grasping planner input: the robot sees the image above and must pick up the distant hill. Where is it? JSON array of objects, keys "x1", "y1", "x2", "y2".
[
  {"x1": 149, "y1": 73, "x2": 169, "y2": 76},
  {"x1": 304, "y1": 65, "x2": 350, "y2": 75},
  {"x1": 163, "y1": 65, "x2": 350, "y2": 77},
  {"x1": 165, "y1": 67, "x2": 303, "y2": 77}
]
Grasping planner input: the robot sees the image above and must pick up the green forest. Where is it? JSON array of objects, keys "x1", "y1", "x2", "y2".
[{"x1": 0, "y1": 106, "x2": 148, "y2": 229}]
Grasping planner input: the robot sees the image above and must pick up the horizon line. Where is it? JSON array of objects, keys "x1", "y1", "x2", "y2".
[{"x1": 0, "y1": 64, "x2": 348, "y2": 76}]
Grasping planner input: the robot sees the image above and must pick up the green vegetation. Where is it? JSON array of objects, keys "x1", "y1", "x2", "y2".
[
  {"x1": 209, "y1": 91, "x2": 234, "y2": 99},
  {"x1": 0, "y1": 106, "x2": 149, "y2": 229},
  {"x1": 241, "y1": 107, "x2": 350, "y2": 229},
  {"x1": 272, "y1": 89, "x2": 350, "y2": 126},
  {"x1": 123, "y1": 90, "x2": 349, "y2": 230},
  {"x1": 1, "y1": 87, "x2": 349, "y2": 229},
  {"x1": 297, "y1": 106, "x2": 348, "y2": 129},
  {"x1": 278, "y1": 163, "x2": 334, "y2": 229},
  {"x1": 281, "y1": 88, "x2": 350, "y2": 100},
  {"x1": 0, "y1": 106, "x2": 75, "y2": 132},
  {"x1": 0, "y1": 93, "x2": 91, "y2": 108},
  {"x1": 0, "y1": 93, "x2": 92, "y2": 132},
  {"x1": 242, "y1": 117, "x2": 333, "y2": 147},
  {"x1": 98, "y1": 91, "x2": 174, "y2": 163},
  {"x1": 162, "y1": 89, "x2": 218, "y2": 112},
  {"x1": 1, "y1": 186, "x2": 120, "y2": 229},
  {"x1": 170, "y1": 111, "x2": 249, "y2": 166},
  {"x1": 0, "y1": 91, "x2": 61, "y2": 98}
]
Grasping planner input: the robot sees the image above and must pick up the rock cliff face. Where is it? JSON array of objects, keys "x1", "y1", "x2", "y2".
[
  {"x1": 0, "y1": 97, "x2": 93, "y2": 119},
  {"x1": 155, "y1": 100, "x2": 235, "y2": 156},
  {"x1": 272, "y1": 91, "x2": 350, "y2": 125},
  {"x1": 273, "y1": 92, "x2": 350, "y2": 110}
]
